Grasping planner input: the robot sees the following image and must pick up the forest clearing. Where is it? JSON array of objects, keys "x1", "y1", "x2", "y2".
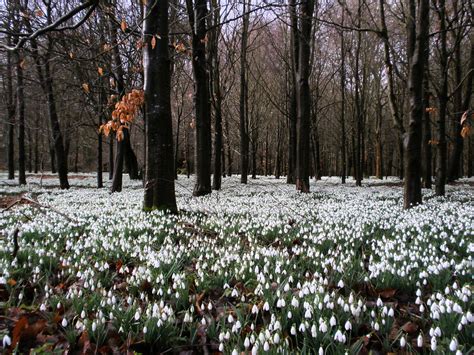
[{"x1": 0, "y1": 175, "x2": 473, "y2": 353}]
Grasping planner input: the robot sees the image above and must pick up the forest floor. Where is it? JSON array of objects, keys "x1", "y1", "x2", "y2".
[{"x1": 0, "y1": 173, "x2": 473, "y2": 354}]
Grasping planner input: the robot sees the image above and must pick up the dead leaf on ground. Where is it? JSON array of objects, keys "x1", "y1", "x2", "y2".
[{"x1": 377, "y1": 288, "x2": 397, "y2": 299}]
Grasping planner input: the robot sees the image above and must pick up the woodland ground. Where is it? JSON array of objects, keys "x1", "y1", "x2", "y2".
[{"x1": 0, "y1": 173, "x2": 472, "y2": 354}]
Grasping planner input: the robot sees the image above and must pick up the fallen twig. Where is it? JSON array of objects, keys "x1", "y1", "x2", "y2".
[{"x1": 2, "y1": 195, "x2": 76, "y2": 223}]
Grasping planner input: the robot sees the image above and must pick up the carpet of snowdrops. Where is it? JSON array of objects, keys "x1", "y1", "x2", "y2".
[{"x1": 0, "y1": 173, "x2": 473, "y2": 354}]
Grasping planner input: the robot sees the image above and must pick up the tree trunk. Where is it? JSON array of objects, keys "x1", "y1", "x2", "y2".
[
  {"x1": 6, "y1": 44, "x2": 15, "y2": 180},
  {"x1": 340, "y1": 21, "x2": 346, "y2": 184},
  {"x1": 109, "y1": 136, "x2": 114, "y2": 180},
  {"x1": 421, "y1": 62, "x2": 432, "y2": 188},
  {"x1": 404, "y1": 0, "x2": 429, "y2": 209},
  {"x1": 186, "y1": 0, "x2": 212, "y2": 196},
  {"x1": 435, "y1": 0, "x2": 448, "y2": 196},
  {"x1": 239, "y1": 0, "x2": 250, "y2": 184},
  {"x1": 27, "y1": 128, "x2": 32, "y2": 173},
  {"x1": 143, "y1": 0, "x2": 177, "y2": 212},
  {"x1": 15, "y1": 48, "x2": 26, "y2": 185},
  {"x1": 34, "y1": 115, "x2": 39, "y2": 174},
  {"x1": 287, "y1": 0, "x2": 299, "y2": 185},
  {"x1": 210, "y1": 0, "x2": 223, "y2": 190},
  {"x1": 448, "y1": 30, "x2": 473, "y2": 181},
  {"x1": 295, "y1": 0, "x2": 315, "y2": 192}
]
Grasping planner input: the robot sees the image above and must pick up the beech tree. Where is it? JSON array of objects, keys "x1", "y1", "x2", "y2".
[
  {"x1": 142, "y1": 0, "x2": 177, "y2": 212},
  {"x1": 404, "y1": 0, "x2": 430, "y2": 209}
]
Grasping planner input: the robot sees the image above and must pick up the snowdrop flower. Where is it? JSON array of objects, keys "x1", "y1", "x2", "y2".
[
  {"x1": 218, "y1": 343, "x2": 224, "y2": 352},
  {"x1": 244, "y1": 337, "x2": 250, "y2": 348},
  {"x1": 299, "y1": 323, "x2": 306, "y2": 332},
  {"x1": 311, "y1": 324, "x2": 317, "y2": 338},
  {"x1": 430, "y1": 337, "x2": 437, "y2": 351},
  {"x1": 344, "y1": 320, "x2": 352, "y2": 331},
  {"x1": 319, "y1": 321, "x2": 328, "y2": 333},
  {"x1": 417, "y1": 334, "x2": 423, "y2": 347},
  {"x1": 449, "y1": 338, "x2": 458, "y2": 352},
  {"x1": 61, "y1": 318, "x2": 68, "y2": 327},
  {"x1": 329, "y1": 315, "x2": 337, "y2": 327},
  {"x1": 252, "y1": 304, "x2": 259, "y2": 314},
  {"x1": 334, "y1": 329, "x2": 345, "y2": 343},
  {"x1": 227, "y1": 314, "x2": 234, "y2": 323},
  {"x1": 263, "y1": 301, "x2": 270, "y2": 311},
  {"x1": 400, "y1": 336, "x2": 406, "y2": 348},
  {"x1": 263, "y1": 341, "x2": 270, "y2": 351},
  {"x1": 3, "y1": 334, "x2": 11, "y2": 348},
  {"x1": 337, "y1": 280, "x2": 344, "y2": 288},
  {"x1": 273, "y1": 332, "x2": 280, "y2": 344},
  {"x1": 290, "y1": 324, "x2": 296, "y2": 335}
]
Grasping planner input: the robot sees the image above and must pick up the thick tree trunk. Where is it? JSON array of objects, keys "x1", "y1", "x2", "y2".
[
  {"x1": 210, "y1": 0, "x2": 223, "y2": 190},
  {"x1": 404, "y1": 0, "x2": 429, "y2": 209},
  {"x1": 435, "y1": 0, "x2": 448, "y2": 196},
  {"x1": 186, "y1": 0, "x2": 212, "y2": 196},
  {"x1": 6, "y1": 46, "x2": 15, "y2": 180},
  {"x1": 295, "y1": 0, "x2": 315, "y2": 192},
  {"x1": 143, "y1": 0, "x2": 177, "y2": 212}
]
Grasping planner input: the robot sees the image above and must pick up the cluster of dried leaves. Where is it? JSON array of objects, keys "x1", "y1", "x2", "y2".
[{"x1": 99, "y1": 89, "x2": 144, "y2": 141}]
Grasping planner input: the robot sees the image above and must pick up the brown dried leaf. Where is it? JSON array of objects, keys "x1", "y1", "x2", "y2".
[
  {"x1": 11, "y1": 316, "x2": 28, "y2": 350},
  {"x1": 377, "y1": 288, "x2": 396, "y2": 299},
  {"x1": 401, "y1": 321, "x2": 418, "y2": 334}
]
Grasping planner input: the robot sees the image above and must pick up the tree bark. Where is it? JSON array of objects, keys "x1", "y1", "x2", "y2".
[
  {"x1": 16, "y1": 49, "x2": 26, "y2": 185},
  {"x1": 448, "y1": 29, "x2": 473, "y2": 181},
  {"x1": 210, "y1": 0, "x2": 223, "y2": 190},
  {"x1": 404, "y1": 0, "x2": 429, "y2": 209},
  {"x1": 143, "y1": 0, "x2": 177, "y2": 212},
  {"x1": 287, "y1": 0, "x2": 299, "y2": 184},
  {"x1": 435, "y1": 0, "x2": 448, "y2": 196},
  {"x1": 6, "y1": 40, "x2": 15, "y2": 180},
  {"x1": 239, "y1": 0, "x2": 250, "y2": 184},
  {"x1": 295, "y1": 0, "x2": 315, "y2": 192},
  {"x1": 186, "y1": 0, "x2": 212, "y2": 196},
  {"x1": 421, "y1": 61, "x2": 432, "y2": 188}
]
